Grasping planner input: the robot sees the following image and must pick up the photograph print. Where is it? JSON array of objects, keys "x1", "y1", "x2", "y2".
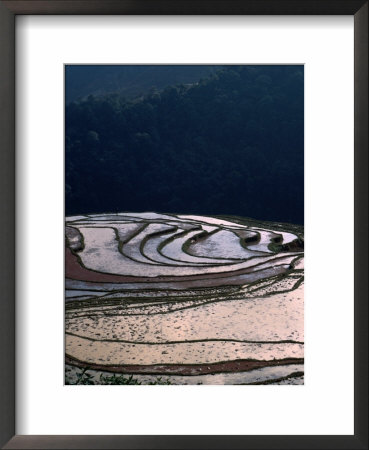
[{"x1": 65, "y1": 64, "x2": 304, "y2": 385}]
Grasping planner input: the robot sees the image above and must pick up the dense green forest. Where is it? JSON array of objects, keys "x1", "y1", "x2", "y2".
[{"x1": 66, "y1": 65, "x2": 304, "y2": 224}]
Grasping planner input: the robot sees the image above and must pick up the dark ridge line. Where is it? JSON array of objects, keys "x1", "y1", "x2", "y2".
[
  {"x1": 157, "y1": 227, "x2": 239, "y2": 266},
  {"x1": 140, "y1": 225, "x2": 184, "y2": 265},
  {"x1": 65, "y1": 283, "x2": 240, "y2": 294},
  {"x1": 246, "y1": 279, "x2": 278, "y2": 293},
  {"x1": 263, "y1": 230, "x2": 284, "y2": 253},
  {"x1": 181, "y1": 228, "x2": 248, "y2": 262},
  {"x1": 67, "y1": 249, "x2": 298, "y2": 283},
  {"x1": 94, "y1": 222, "x2": 146, "y2": 247},
  {"x1": 67, "y1": 272, "x2": 302, "y2": 302},
  {"x1": 67, "y1": 228, "x2": 302, "y2": 280},
  {"x1": 65, "y1": 365, "x2": 305, "y2": 383},
  {"x1": 216, "y1": 214, "x2": 304, "y2": 236},
  {"x1": 249, "y1": 227, "x2": 282, "y2": 238},
  {"x1": 73, "y1": 215, "x2": 146, "y2": 223},
  {"x1": 66, "y1": 354, "x2": 304, "y2": 368},
  {"x1": 65, "y1": 284, "x2": 303, "y2": 317},
  {"x1": 64, "y1": 269, "x2": 289, "y2": 294},
  {"x1": 65, "y1": 354, "x2": 305, "y2": 376},
  {"x1": 167, "y1": 214, "x2": 287, "y2": 242},
  {"x1": 65, "y1": 275, "x2": 250, "y2": 293},
  {"x1": 163, "y1": 212, "x2": 247, "y2": 230},
  {"x1": 65, "y1": 276, "x2": 304, "y2": 315},
  {"x1": 65, "y1": 331, "x2": 304, "y2": 346},
  {"x1": 235, "y1": 228, "x2": 263, "y2": 251},
  {"x1": 73, "y1": 223, "x2": 225, "y2": 272},
  {"x1": 82, "y1": 213, "x2": 203, "y2": 225},
  {"x1": 118, "y1": 220, "x2": 238, "y2": 267},
  {"x1": 73, "y1": 282, "x2": 242, "y2": 300},
  {"x1": 120, "y1": 224, "x2": 173, "y2": 267},
  {"x1": 74, "y1": 223, "x2": 149, "y2": 267},
  {"x1": 65, "y1": 278, "x2": 304, "y2": 315},
  {"x1": 68, "y1": 213, "x2": 304, "y2": 238},
  {"x1": 115, "y1": 224, "x2": 162, "y2": 265},
  {"x1": 140, "y1": 225, "x2": 236, "y2": 267},
  {"x1": 241, "y1": 371, "x2": 304, "y2": 385},
  {"x1": 66, "y1": 299, "x2": 209, "y2": 315},
  {"x1": 65, "y1": 285, "x2": 303, "y2": 317},
  {"x1": 65, "y1": 286, "x2": 241, "y2": 307},
  {"x1": 291, "y1": 254, "x2": 304, "y2": 268},
  {"x1": 65, "y1": 265, "x2": 302, "y2": 308},
  {"x1": 183, "y1": 227, "x2": 263, "y2": 261},
  {"x1": 246, "y1": 274, "x2": 304, "y2": 295},
  {"x1": 158, "y1": 222, "x2": 264, "y2": 266},
  {"x1": 134, "y1": 222, "x2": 206, "y2": 266},
  {"x1": 69, "y1": 220, "x2": 141, "y2": 227},
  {"x1": 230, "y1": 228, "x2": 267, "y2": 256},
  {"x1": 66, "y1": 298, "x2": 217, "y2": 316},
  {"x1": 70, "y1": 225, "x2": 292, "y2": 279},
  {"x1": 66, "y1": 291, "x2": 213, "y2": 305}
]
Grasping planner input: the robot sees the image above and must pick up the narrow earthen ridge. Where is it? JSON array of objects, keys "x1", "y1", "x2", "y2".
[
  {"x1": 65, "y1": 354, "x2": 304, "y2": 376},
  {"x1": 66, "y1": 247, "x2": 293, "y2": 285}
]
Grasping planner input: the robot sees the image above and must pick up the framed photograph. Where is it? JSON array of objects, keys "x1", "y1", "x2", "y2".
[
  {"x1": 64, "y1": 62, "x2": 305, "y2": 389},
  {"x1": 0, "y1": 1, "x2": 367, "y2": 449}
]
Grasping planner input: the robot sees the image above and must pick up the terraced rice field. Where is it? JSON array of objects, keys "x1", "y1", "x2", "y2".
[{"x1": 65, "y1": 212, "x2": 304, "y2": 385}]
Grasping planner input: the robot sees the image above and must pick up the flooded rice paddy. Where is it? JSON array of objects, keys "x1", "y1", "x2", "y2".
[{"x1": 65, "y1": 213, "x2": 304, "y2": 385}]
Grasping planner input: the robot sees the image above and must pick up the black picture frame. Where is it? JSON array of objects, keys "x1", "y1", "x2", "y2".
[{"x1": 0, "y1": 1, "x2": 367, "y2": 449}]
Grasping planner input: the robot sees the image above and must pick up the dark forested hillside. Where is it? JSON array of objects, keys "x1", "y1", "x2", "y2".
[
  {"x1": 65, "y1": 65, "x2": 223, "y2": 103},
  {"x1": 65, "y1": 65, "x2": 304, "y2": 224}
]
